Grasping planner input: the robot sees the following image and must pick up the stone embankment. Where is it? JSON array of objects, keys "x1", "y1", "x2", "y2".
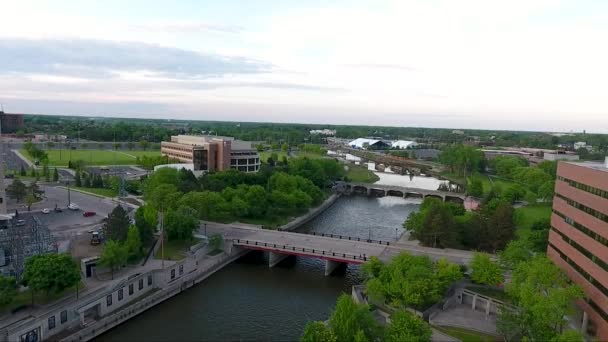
[{"x1": 279, "y1": 193, "x2": 340, "y2": 231}]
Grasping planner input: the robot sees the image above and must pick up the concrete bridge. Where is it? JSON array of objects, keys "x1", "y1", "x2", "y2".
[
  {"x1": 341, "y1": 182, "x2": 467, "y2": 203},
  {"x1": 208, "y1": 225, "x2": 477, "y2": 276}
]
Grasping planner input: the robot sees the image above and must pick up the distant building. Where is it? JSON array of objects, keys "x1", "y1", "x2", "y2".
[
  {"x1": 574, "y1": 142, "x2": 593, "y2": 151},
  {"x1": 348, "y1": 138, "x2": 390, "y2": 150},
  {"x1": 161, "y1": 135, "x2": 260, "y2": 173},
  {"x1": 0, "y1": 112, "x2": 25, "y2": 133},
  {"x1": 548, "y1": 160, "x2": 608, "y2": 339},
  {"x1": 309, "y1": 129, "x2": 336, "y2": 136},
  {"x1": 451, "y1": 130, "x2": 465, "y2": 135},
  {"x1": 390, "y1": 140, "x2": 418, "y2": 149},
  {"x1": 544, "y1": 151, "x2": 580, "y2": 162}
]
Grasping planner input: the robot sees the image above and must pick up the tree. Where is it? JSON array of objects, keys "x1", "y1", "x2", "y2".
[
  {"x1": 385, "y1": 310, "x2": 432, "y2": 342},
  {"x1": 164, "y1": 206, "x2": 198, "y2": 240},
  {"x1": 537, "y1": 180, "x2": 555, "y2": 202},
  {"x1": 499, "y1": 239, "x2": 533, "y2": 269},
  {"x1": 127, "y1": 141, "x2": 135, "y2": 150},
  {"x1": 406, "y1": 198, "x2": 459, "y2": 249},
  {"x1": 25, "y1": 193, "x2": 36, "y2": 211},
  {"x1": 22, "y1": 254, "x2": 80, "y2": 299},
  {"x1": 74, "y1": 170, "x2": 82, "y2": 187},
  {"x1": 301, "y1": 322, "x2": 336, "y2": 342},
  {"x1": 467, "y1": 177, "x2": 483, "y2": 197},
  {"x1": 20, "y1": 165, "x2": 26, "y2": 176},
  {"x1": 139, "y1": 139, "x2": 150, "y2": 151},
  {"x1": 329, "y1": 294, "x2": 381, "y2": 342},
  {"x1": 6, "y1": 179, "x2": 27, "y2": 202},
  {"x1": 125, "y1": 225, "x2": 142, "y2": 261},
  {"x1": 52, "y1": 167, "x2": 59, "y2": 182},
  {"x1": 281, "y1": 143, "x2": 289, "y2": 152},
  {"x1": 498, "y1": 256, "x2": 583, "y2": 341},
  {"x1": 487, "y1": 202, "x2": 515, "y2": 252},
  {"x1": 99, "y1": 240, "x2": 127, "y2": 280},
  {"x1": 491, "y1": 156, "x2": 528, "y2": 178},
  {"x1": 470, "y1": 253, "x2": 504, "y2": 286},
  {"x1": 135, "y1": 205, "x2": 156, "y2": 245},
  {"x1": 439, "y1": 145, "x2": 485, "y2": 176},
  {"x1": 537, "y1": 160, "x2": 558, "y2": 179},
  {"x1": 551, "y1": 330, "x2": 585, "y2": 342},
  {"x1": 0, "y1": 275, "x2": 17, "y2": 306},
  {"x1": 104, "y1": 205, "x2": 131, "y2": 242},
  {"x1": 208, "y1": 233, "x2": 223, "y2": 251}
]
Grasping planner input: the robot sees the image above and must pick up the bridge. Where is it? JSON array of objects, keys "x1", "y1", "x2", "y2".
[
  {"x1": 336, "y1": 147, "x2": 443, "y2": 176},
  {"x1": 340, "y1": 182, "x2": 467, "y2": 203},
  {"x1": 206, "y1": 225, "x2": 477, "y2": 276}
]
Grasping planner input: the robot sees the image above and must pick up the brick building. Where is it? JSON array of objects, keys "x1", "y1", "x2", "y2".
[
  {"x1": 0, "y1": 112, "x2": 25, "y2": 133},
  {"x1": 161, "y1": 135, "x2": 260, "y2": 173},
  {"x1": 548, "y1": 160, "x2": 608, "y2": 339}
]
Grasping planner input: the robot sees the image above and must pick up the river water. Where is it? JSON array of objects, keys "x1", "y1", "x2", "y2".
[{"x1": 99, "y1": 191, "x2": 424, "y2": 341}]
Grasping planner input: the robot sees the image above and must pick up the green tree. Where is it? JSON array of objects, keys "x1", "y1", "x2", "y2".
[
  {"x1": 139, "y1": 139, "x2": 150, "y2": 150},
  {"x1": 208, "y1": 233, "x2": 223, "y2": 251},
  {"x1": 25, "y1": 193, "x2": 36, "y2": 211},
  {"x1": 385, "y1": 310, "x2": 432, "y2": 342},
  {"x1": 498, "y1": 256, "x2": 583, "y2": 341},
  {"x1": 487, "y1": 201, "x2": 515, "y2": 252},
  {"x1": 0, "y1": 275, "x2": 17, "y2": 306},
  {"x1": 467, "y1": 177, "x2": 483, "y2": 197},
  {"x1": 439, "y1": 145, "x2": 485, "y2": 176},
  {"x1": 99, "y1": 240, "x2": 128, "y2": 280},
  {"x1": 491, "y1": 156, "x2": 528, "y2": 178},
  {"x1": 74, "y1": 170, "x2": 82, "y2": 187},
  {"x1": 329, "y1": 294, "x2": 381, "y2": 342},
  {"x1": 104, "y1": 205, "x2": 131, "y2": 242},
  {"x1": 301, "y1": 322, "x2": 336, "y2": 342},
  {"x1": 127, "y1": 141, "x2": 135, "y2": 150},
  {"x1": 281, "y1": 143, "x2": 289, "y2": 152},
  {"x1": 135, "y1": 205, "x2": 156, "y2": 245},
  {"x1": 125, "y1": 225, "x2": 142, "y2": 261},
  {"x1": 406, "y1": 198, "x2": 459, "y2": 249},
  {"x1": 529, "y1": 218, "x2": 550, "y2": 252},
  {"x1": 6, "y1": 179, "x2": 27, "y2": 202},
  {"x1": 551, "y1": 330, "x2": 585, "y2": 342},
  {"x1": 537, "y1": 160, "x2": 558, "y2": 179},
  {"x1": 22, "y1": 254, "x2": 80, "y2": 299},
  {"x1": 20, "y1": 165, "x2": 26, "y2": 176},
  {"x1": 470, "y1": 253, "x2": 504, "y2": 286},
  {"x1": 499, "y1": 239, "x2": 533, "y2": 269},
  {"x1": 537, "y1": 180, "x2": 555, "y2": 202},
  {"x1": 164, "y1": 206, "x2": 198, "y2": 240},
  {"x1": 52, "y1": 167, "x2": 59, "y2": 182}
]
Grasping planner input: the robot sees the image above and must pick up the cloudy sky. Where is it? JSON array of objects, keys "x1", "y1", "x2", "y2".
[{"x1": 1, "y1": 0, "x2": 607, "y2": 131}]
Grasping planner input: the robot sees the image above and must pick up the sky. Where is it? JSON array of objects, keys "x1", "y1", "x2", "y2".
[{"x1": 1, "y1": 0, "x2": 607, "y2": 132}]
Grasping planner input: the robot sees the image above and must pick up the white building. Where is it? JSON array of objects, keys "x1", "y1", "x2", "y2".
[
  {"x1": 543, "y1": 152, "x2": 580, "y2": 161},
  {"x1": 391, "y1": 140, "x2": 418, "y2": 149},
  {"x1": 349, "y1": 138, "x2": 388, "y2": 149},
  {"x1": 310, "y1": 129, "x2": 336, "y2": 136},
  {"x1": 573, "y1": 141, "x2": 593, "y2": 151}
]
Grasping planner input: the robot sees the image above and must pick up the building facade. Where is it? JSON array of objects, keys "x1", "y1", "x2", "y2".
[
  {"x1": 0, "y1": 112, "x2": 25, "y2": 133},
  {"x1": 161, "y1": 135, "x2": 260, "y2": 173},
  {"x1": 548, "y1": 160, "x2": 608, "y2": 339}
]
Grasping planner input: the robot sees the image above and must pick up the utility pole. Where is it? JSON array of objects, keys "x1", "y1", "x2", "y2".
[
  {"x1": 66, "y1": 181, "x2": 71, "y2": 206},
  {"x1": 159, "y1": 206, "x2": 165, "y2": 269}
]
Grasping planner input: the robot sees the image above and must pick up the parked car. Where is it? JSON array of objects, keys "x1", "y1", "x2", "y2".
[
  {"x1": 68, "y1": 203, "x2": 79, "y2": 211},
  {"x1": 42, "y1": 208, "x2": 50, "y2": 214},
  {"x1": 83, "y1": 211, "x2": 96, "y2": 217},
  {"x1": 15, "y1": 220, "x2": 26, "y2": 227},
  {"x1": 54, "y1": 207, "x2": 63, "y2": 213}
]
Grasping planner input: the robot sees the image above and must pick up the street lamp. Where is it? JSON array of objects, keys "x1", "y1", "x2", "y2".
[{"x1": 66, "y1": 181, "x2": 71, "y2": 206}]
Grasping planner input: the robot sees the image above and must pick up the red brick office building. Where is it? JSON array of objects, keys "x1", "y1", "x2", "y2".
[{"x1": 548, "y1": 160, "x2": 608, "y2": 339}]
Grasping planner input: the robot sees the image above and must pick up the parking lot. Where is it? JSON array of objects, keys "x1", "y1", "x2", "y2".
[{"x1": 87, "y1": 166, "x2": 147, "y2": 180}]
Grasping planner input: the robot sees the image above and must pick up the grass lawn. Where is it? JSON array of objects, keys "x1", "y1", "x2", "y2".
[
  {"x1": 155, "y1": 238, "x2": 201, "y2": 261},
  {"x1": 1, "y1": 281, "x2": 85, "y2": 315},
  {"x1": 296, "y1": 152, "x2": 328, "y2": 159},
  {"x1": 346, "y1": 165, "x2": 379, "y2": 183},
  {"x1": 435, "y1": 326, "x2": 501, "y2": 342},
  {"x1": 260, "y1": 151, "x2": 288, "y2": 162},
  {"x1": 20, "y1": 149, "x2": 160, "y2": 166},
  {"x1": 73, "y1": 187, "x2": 118, "y2": 198},
  {"x1": 515, "y1": 204, "x2": 552, "y2": 238}
]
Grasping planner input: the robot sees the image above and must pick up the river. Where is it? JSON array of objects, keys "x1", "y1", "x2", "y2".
[{"x1": 99, "y1": 189, "x2": 425, "y2": 340}]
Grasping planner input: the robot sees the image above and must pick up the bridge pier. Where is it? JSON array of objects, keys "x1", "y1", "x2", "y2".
[
  {"x1": 324, "y1": 260, "x2": 345, "y2": 276},
  {"x1": 268, "y1": 252, "x2": 289, "y2": 268}
]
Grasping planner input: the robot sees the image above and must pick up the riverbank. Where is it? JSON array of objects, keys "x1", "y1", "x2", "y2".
[{"x1": 279, "y1": 193, "x2": 340, "y2": 231}]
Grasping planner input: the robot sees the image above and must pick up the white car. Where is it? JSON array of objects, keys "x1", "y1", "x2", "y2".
[
  {"x1": 41, "y1": 208, "x2": 50, "y2": 214},
  {"x1": 68, "y1": 203, "x2": 80, "y2": 211}
]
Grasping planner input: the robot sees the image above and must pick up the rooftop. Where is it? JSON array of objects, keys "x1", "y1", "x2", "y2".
[{"x1": 566, "y1": 160, "x2": 608, "y2": 173}]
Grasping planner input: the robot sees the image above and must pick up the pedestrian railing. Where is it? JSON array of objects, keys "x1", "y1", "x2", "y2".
[
  {"x1": 233, "y1": 239, "x2": 368, "y2": 262},
  {"x1": 308, "y1": 231, "x2": 390, "y2": 245}
]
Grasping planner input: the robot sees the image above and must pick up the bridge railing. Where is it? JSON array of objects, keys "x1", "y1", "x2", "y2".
[
  {"x1": 233, "y1": 239, "x2": 369, "y2": 262},
  {"x1": 309, "y1": 231, "x2": 390, "y2": 245}
]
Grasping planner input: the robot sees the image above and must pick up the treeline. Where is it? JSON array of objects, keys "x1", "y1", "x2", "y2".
[
  {"x1": 486, "y1": 156, "x2": 556, "y2": 201},
  {"x1": 139, "y1": 157, "x2": 345, "y2": 236}
]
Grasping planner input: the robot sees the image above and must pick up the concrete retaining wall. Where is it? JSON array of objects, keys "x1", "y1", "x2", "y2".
[{"x1": 279, "y1": 193, "x2": 340, "y2": 231}]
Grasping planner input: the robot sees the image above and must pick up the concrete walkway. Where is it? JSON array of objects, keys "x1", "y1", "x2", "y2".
[
  {"x1": 11, "y1": 149, "x2": 34, "y2": 168},
  {"x1": 431, "y1": 304, "x2": 498, "y2": 335}
]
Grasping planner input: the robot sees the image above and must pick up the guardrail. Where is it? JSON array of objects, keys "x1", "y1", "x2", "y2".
[
  {"x1": 309, "y1": 231, "x2": 390, "y2": 245},
  {"x1": 233, "y1": 239, "x2": 368, "y2": 262}
]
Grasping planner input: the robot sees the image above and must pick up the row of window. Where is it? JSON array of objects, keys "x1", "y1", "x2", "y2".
[
  {"x1": 553, "y1": 210, "x2": 608, "y2": 248},
  {"x1": 47, "y1": 310, "x2": 68, "y2": 330},
  {"x1": 549, "y1": 242, "x2": 608, "y2": 300},
  {"x1": 558, "y1": 176, "x2": 608, "y2": 200},
  {"x1": 586, "y1": 298, "x2": 608, "y2": 322},
  {"x1": 230, "y1": 165, "x2": 260, "y2": 172},
  {"x1": 556, "y1": 193, "x2": 608, "y2": 224},
  {"x1": 552, "y1": 227, "x2": 608, "y2": 273},
  {"x1": 230, "y1": 158, "x2": 260, "y2": 166},
  {"x1": 161, "y1": 144, "x2": 193, "y2": 153},
  {"x1": 107, "y1": 275, "x2": 153, "y2": 307}
]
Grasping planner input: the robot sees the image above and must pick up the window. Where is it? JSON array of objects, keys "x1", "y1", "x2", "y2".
[
  {"x1": 552, "y1": 228, "x2": 608, "y2": 272},
  {"x1": 129, "y1": 283, "x2": 134, "y2": 295},
  {"x1": 179, "y1": 265, "x2": 183, "y2": 275},
  {"x1": 118, "y1": 288, "x2": 123, "y2": 301},
  {"x1": 558, "y1": 176, "x2": 608, "y2": 200},
  {"x1": 549, "y1": 242, "x2": 608, "y2": 297},
  {"x1": 106, "y1": 294, "x2": 112, "y2": 306},
  {"x1": 147, "y1": 275, "x2": 152, "y2": 286},
  {"x1": 60, "y1": 310, "x2": 67, "y2": 324},
  {"x1": 556, "y1": 193, "x2": 608, "y2": 223},
  {"x1": 139, "y1": 278, "x2": 143, "y2": 290},
  {"x1": 554, "y1": 210, "x2": 608, "y2": 247},
  {"x1": 171, "y1": 269, "x2": 176, "y2": 280},
  {"x1": 48, "y1": 316, "x2": 56, "y2": 330}
]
